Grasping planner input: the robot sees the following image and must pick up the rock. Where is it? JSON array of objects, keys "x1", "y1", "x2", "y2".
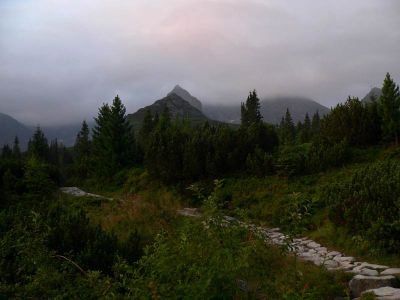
[
  {"x1": 361, "y1": 286, "x2": 400, "y2": 300},
  {"x1": 361, "y1": 268, "x2": 379, "y2": 276},
  {"x1": 338, "y1": 262, "x2": 357, "y2": 271},
  {"x1": 349, "y1": 275, "x2": 399, "y2": 297},
  {"x1": 381, "y1": 269, "x2": 400, "y2": 276},
  {"x1": 223, "y1": 216, "x2": 238, "y2": 223},
  {"x1": 324, "y1": 260, "x2": 340, "y2": 269},
  {"x1": 307, "y1": 241, "x2": 321, "y2": 249},
  {"x1": 60, "y1": 187, "x2": 113, "y2": 200},
  {"x1": 359, "y1": 262, "x2": 389, "y2": 270},
  {"x1": 334, "y1": 256, "x2": 355, "y2": 263},
  {"x1": 327, "y1": 251, "x2": 341, "y2": 257},
  {"x1": 177, "y1": 208, "x2": 201, "y2": 217}
]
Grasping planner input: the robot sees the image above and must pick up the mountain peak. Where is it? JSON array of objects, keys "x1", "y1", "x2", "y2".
[
  {"x1": 361, "y1": 87, "x2": 382, "y2": 103},
  {"x1": 168, "y1": 85, "x2": 202, "y2": 111}
]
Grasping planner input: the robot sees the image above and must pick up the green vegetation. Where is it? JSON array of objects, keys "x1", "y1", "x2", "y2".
[{"x1": 1, "y1": 73, "x2": 400, "y2": 298}]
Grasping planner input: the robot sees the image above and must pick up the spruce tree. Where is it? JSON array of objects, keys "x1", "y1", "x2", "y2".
[
  {"x1": 311, "y1": 111, "x2": 321, "y2": 137},
  {"x1": 12, "y1": 136, "x2": 21, "y2": 160},
  {"x1": 303, "y1": 113, "x2": 311, "y2": 142},
  {"x1": 282, "y1": 108, "x2": 295, "y2": 144},
  {"x1": 1, "y1": 145, "x2": 12, "y2": 159},
  {"x1": 138, "y1": 110, "x2": 154, "y2": 151},
  {"x1": 378, "y1": 73, "x2": 400, "y2": 144},
  {"x1": 74, "y1": 120, "x2": 91, "y2": 179},
  {"x1": 92, "y1": 96, "x2": 136, "y2": 180},
  {"x1": 28, "y1": 127, "x2": 49, "y2": 161},
  {"x1": 241, "y1": 90, "x2": 263, "y2": 127}
]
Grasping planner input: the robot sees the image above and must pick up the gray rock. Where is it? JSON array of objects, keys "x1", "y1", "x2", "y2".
[
  {"x1": 334, "y1": 256, "x2": 355, "y2": 263},
  {"x1": 381, "y1": 269, "x2": 400, "y2": 276},
  {"x1": 324, "y1": 260, "x2": 340, "y2": 269},
  {"x1": 177, "y1": 208, "x2": 201, "y2": 217},
  {"x1": 361, "y1": 286, "x2": 400, "y2": 300},
  {"x1": 349, "y1": 275, "x2": 399, "y2": 297},
  {"x1": 307, "y1": 241, "x2": 321, "y2": 249},
  {"x1": 361, "y1": 268, "x2": 379, "y2": 276},
  {"x1": 359, "y1": 262, "x2": 389, "y2": 270},
  {"x1": 327, "y1": 251, "x2": 341, "y2": 257},
  {"x1": 316, "y1": 246, "x2": 328, "y2": 252}
]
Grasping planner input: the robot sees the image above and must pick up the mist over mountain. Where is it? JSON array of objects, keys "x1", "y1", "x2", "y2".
[
  {"x1": 0, "y1": 86, "x2": 384, "y2": 149},
  {"x1": 203, "y1": 96, "x2": 330, "y2": 125},
  {"x1": 361, "y1": 87, "x2": 382, "y2": 103},
  {"x1": 168, "y1": 85, "x2": 202, "y2": 111},
  {"x1": 127, "y1": 91, "x2": 210, "y2": 130},
  {"x1": 0, "y1": 112, "x2": 32, "y2": 148}
]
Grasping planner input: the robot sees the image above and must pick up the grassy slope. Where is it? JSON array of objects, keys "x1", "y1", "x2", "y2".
[
  {"x1": 218, "y1": 146, "x2": 400, "y2": 267},
  {"x1": 66, "y1": 172, "x2": 351, "y2": 298}
]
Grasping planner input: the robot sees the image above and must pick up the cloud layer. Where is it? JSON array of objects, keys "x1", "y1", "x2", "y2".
[{"x1": 0, "y1": 0, "x2": 399, "y2": 125}]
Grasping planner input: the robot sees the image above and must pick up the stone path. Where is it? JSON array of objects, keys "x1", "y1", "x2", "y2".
[
  {"x1": 60, "y1": 187, "x2": 113, "y2": 201},
  {"x1": 178, "y1": 208, "x2": 400, "y2": 299},
  {"x1": 57, "y1": 188, "x2": 400, "y2": 299}
]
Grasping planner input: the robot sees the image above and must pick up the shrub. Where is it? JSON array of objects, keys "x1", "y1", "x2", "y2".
[{"x1": 326, "y1": 159, "x2": 400, "y2": 253}]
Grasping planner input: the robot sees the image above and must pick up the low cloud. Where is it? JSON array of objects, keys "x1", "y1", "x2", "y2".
[{"x1": 0, "y1": 0, "x2": 399, "y2": 125}]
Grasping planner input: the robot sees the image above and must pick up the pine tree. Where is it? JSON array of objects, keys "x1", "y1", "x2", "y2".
[
  {"x1": 1, "y1": 145, "x2": 12, "y2": 159},
  {"x1": 74, "y1": 120, "x2": 91, "y2": 179},
  {"x1": 378, "y1": 73, "x2": 400, "y2": 144},
  {"x1": 303, "y1": 113, "x2": 311, "y2": 142},
  {"x1": 12, "y1": 136, "x2": 21, "y2": 160},
  {"x1": 138, "y1": 110, "x2": 154, "y2": 151},
  {"x1": 241, "y1": 90, "x2": 263, "y2": 127},
  {"x1": 92, "y1": 96, "x2": 136, "y2": 180},
  {"x1": 281, "y1": 108, "x2": 295, "y2": 144},
  {"x1": 28, "y1": 127, "x2": 49, "y2": 161},
  {"x1": 311, "y1": 111, "x2": 321, "y2": 137}
]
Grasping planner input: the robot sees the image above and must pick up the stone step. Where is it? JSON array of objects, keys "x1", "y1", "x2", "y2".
[
  {"x1": 349, "y1": 275, "x2": 399, "y2": 298},
  {"x1": 361, "y1": 286, "x2": 400, "y2": 300}
]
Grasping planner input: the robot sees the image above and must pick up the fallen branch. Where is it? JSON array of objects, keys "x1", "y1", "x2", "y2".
[{"x1": 52, "y1": 254, "x2": 87, "y2": 276}]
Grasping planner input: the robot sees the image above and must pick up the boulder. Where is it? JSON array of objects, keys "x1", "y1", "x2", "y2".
[
  {"x1": 349, "y1": 275, "x2": 399, "y2": 297},
  {"x1": 361, "y1": 286, "x2": 400, "y2": 300}
]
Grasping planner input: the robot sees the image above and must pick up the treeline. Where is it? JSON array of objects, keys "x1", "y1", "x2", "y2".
[{"x1": 1, "y1": 73, "x2": 399, "y2": 190}]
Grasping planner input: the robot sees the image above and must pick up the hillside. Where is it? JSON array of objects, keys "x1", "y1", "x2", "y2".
[
  {"x1": 0, "y1": 112, "x2": 32, "y2": 148},
  {"x1": 203, "y1": 96, "x2": 330, "y2": 124},
  {"x1": 127, "y1": 92, "x2": 211, "y2": 130}
]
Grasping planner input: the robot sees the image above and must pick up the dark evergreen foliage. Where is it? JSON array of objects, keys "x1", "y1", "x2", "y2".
[
  {"x1": 240, "y1": 90, "x2": 263, "y2": 127},
  {"x1": 378, "y1": 73, "x2": 400, "y2": 144},
  {"x1": 27, "y1": 127, "x2": 50, "y2": 162},
  {"x1": 74, "y1": 120, "x2": 91, "y2": 180},
  {"x1": 92, "y1": 96, "x2": 136, "y2": 181}
]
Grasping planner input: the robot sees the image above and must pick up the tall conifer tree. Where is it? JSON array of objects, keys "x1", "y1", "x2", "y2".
[{"x1": 378, "y1": 73, "x2": 400, "y2": 144}]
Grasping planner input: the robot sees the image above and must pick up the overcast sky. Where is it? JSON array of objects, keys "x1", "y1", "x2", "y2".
[{"x1": 0, "y1": 0, "x2": 399, "y2": 126}]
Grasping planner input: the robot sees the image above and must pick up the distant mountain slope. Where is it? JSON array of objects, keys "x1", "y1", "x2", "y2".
[
  {"x1": 127, "y1": 93, "x2": 210, "y2": 130},
  {"x1": 261, "y1": 97, "x2": 330, "y2": 124},
  {"x1": 168, "y1": 85, "x2": 202, "y2": 111},
  {"x1": 203, "y1": 97, "x2": 330, "y2": 124},
  {"x1": 0, "y1": 112, "x2": 32, "y2": 148},
  {"x1": 361, "y1": 87, "x2": 382, "y2": 103},
  {"x1": 42, "y1": 122, "x2": 94, "y2": 147}
]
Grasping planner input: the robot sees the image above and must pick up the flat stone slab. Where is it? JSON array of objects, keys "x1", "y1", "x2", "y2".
[
  {"x1": 360, "y1": 268, "x2": 380, "y2": 276},
  {"x1": 349, "y1": 275, "x2": 399, "y2": 297},
  {"x1": 359, "y1": 262, "x2": 390, "y2": 270},
  {"x1": 177, "y1": 208, "x2": 202, "y2": 217},
  {"x1": 60, "y1": 187, "x2": 113, "y2": 200},
  {"x1": 382, "y1": 269, "x2": 400, "y2": 276},
  {"x1": 361, "y1": 286, "x2": 400, "y2": 300},
  {"x1": 307, "y1": 241, "x2": 321, "y2": 248}
]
